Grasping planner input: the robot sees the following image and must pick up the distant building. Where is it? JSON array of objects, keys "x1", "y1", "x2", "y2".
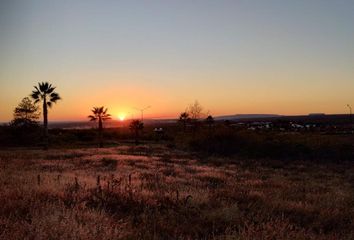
[
  {"x1": 291, "y1": 123, "x2": 304, "y2": 129},
  {"x1": 154, "y1": 127, "x2": 164, "y2": 133}
]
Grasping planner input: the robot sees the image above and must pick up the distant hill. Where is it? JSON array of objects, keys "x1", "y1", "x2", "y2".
[
  {"x1": 5, "y1": 113, "x2": 347, "y2": 129},
  {"x1": 214, "y1": 114, "x2": 281, "y2": 121}
]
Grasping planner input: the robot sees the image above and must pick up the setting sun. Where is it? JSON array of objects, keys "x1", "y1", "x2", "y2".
[{"x1": 118, "y1": 114, "x2": 126, "y2": 121}]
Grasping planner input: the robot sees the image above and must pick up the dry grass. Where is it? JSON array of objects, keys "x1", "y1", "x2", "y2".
[{"x1": 0, "y1": 145, "x2": 353, "y2": 239}]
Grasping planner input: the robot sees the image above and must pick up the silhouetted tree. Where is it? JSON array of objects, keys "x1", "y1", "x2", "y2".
[
  {"x1": 178, "y1": 111, "x2": 190, "y2": 132},
  {"x1": 188, "y1": 100, "x2": 203, "y2": 121},
  {"x1": 129, "y1": 119, "x2": 144, "y2": 144},
  {"x1": 9, "y1": 97, "x2": 41, "y2": 145},
  {"x1": 11, "y1": 97, "x2": 40, "y2": 126},
  {"x1": 205, "y1": 115, "x2": 215, "y2": 131},
  {"x1": 187, "y1": 100, "x2": 203, "y2": 133},
  {"x1": 88, "y1": 106, "x2": 111, "y2": 148},
  {"x1": 31, "y1": 82, "x2": 61, "y2": 149}
]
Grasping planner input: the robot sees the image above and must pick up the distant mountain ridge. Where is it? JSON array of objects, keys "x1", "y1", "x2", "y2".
[
  {"x1": 214, "y1": 114, "x2": 281, "y2": 121},
  {"x1": 2, "y1": 113, "x2": 349, "y2": 129}
]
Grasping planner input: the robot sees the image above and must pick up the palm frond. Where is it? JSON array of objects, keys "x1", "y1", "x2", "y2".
[
  {"x1": 88, "y1": 115, "x2": 97, "y2": 121},
  {"x1": 47, "y1": 101, "x2": 52, "y2": 108},
  {"x1": 46, "y1": 87, "x2": 55, "y2": 94},
  {"x1": 91, "y1": 107, "x2": 99, "y2": 115},
  {"x1": 31, "y1": 91, "x2": 40, "y2": 100},
  {"x1": 39, "y1": 82, "x2": 46, "y2": 92},
  {"x1": 44, "y1": 82, "x2": 49, "y2": 91},
  {"x1": 102, "y1": 115, "x2": 111, "y2": 121},
  {"x1": 34, "y1": 86, "x2": 40, "y2": 92},
  {"x1": 49, "y1": 92, "x2": 61, "y2": 102},
  {"x1": 32, "y1": 89, "x2": 40, "y2": 94}
]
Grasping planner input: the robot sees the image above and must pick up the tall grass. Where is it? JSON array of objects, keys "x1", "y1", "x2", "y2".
[{"x1": 1, "y1": 146, "x2": 353, "y2": 239}]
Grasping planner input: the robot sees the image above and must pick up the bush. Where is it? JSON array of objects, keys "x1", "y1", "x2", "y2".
[{"x1": 174, "y1": 127, "x2": 354, "y2": 162}]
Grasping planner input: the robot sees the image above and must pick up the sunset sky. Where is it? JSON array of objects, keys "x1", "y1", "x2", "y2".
[{"x1": 1, "y1": 0, "x2": 353, "y2": 121}]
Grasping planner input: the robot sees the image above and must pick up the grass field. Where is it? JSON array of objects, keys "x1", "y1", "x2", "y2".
[{"x1": 1, "y1": 144, "x2": 353, "y2": 239}]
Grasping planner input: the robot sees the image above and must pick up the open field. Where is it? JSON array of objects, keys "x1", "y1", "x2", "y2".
[
  {"x1": 1, "y1": 144, "x2": 353, "y2": 239},
  {"x1": 2, "y1": 1, "x2": 354, "y2": 239}
]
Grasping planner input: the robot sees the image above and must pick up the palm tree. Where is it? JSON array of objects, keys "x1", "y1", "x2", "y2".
[
  {"x1": 129, "y1": 119, "x2": 144, "y2": 144},
  {"x1": 31, "y1": 82, "x2": 61, "y2": 148},
  {"x1": 88, "y1": 106, "x2": 111, "y2": 148}
]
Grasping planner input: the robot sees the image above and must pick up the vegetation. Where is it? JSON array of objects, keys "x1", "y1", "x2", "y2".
[
  {"x1": 129, "y1": 119, "x2": 144, "y2": 144},
  {"x1": 205, "y1": 115, "x2": 215, "y2": 131},
  {"x1": 0, "y1": 145, "x2": 353, "y2": 239},
  {"x1": 88, "y1": 106, "x2": 111, "y2": 148},
  {"x1": 188, "y1": 100, "x2": 204, "y2": 132},
  {"x1": 10, "y1": 97, "x2": 40, "y2": 127},
  {"x1": 188, "y1": 100, "x2": 204, "y2": 121},
  {"x1": 178, "y1": 111, "x2": 190, "y2": 132},
  {"x1": 31, "y1": 82, "x2": 61, "y2": 149},
  {"x1": 175, "y1": 127, "x2": 354, "y2": 161}
]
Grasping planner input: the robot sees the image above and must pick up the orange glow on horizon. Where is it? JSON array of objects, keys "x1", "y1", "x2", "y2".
[{"x1": 117, "y1": 113, "x2": 126, "y2": 121}]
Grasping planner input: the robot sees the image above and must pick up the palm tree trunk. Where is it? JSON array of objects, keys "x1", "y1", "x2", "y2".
[
  {"x1": 98, "y1": 118, "x2": 103, "y2": 148},
  {"x1": 135, "y1": 130, "x2": 139, "y2": 145},
  {"x1": 43, "y1": 97, "x2": 48, "y2": 149}
]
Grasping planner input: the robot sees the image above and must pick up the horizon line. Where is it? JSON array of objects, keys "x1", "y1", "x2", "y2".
[{"x1": 2, "y1": 112, "x2": 352, "y2": 124}]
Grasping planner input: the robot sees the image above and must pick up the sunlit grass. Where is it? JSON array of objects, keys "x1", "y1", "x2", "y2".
[{"x1": 0, "y1": 145, "x2": 353, "y2": 239}]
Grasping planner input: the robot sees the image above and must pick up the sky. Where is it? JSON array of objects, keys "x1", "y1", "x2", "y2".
[{"x1": 1, "y1": 0, "x2": 354, "y2": 121}]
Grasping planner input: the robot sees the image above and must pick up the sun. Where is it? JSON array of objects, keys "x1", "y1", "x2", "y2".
[{"x1": 117, "y1": 113, "x2": 126, "y2": 121}]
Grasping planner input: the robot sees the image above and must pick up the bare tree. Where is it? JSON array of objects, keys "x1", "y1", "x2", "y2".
[
  {"x1": 187, "y1": 100, "x2": 204, "y2": 133},
  {"x1": 188, "y1": 100, "x2": 203, "y2": 121}
]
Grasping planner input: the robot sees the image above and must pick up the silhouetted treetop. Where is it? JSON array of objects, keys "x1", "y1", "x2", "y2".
[
  {"x1": 31, "y1": 82, "x2": 61, "y2": 108},
  {"x1": 188, "y1": 100, "x2": 203, "y2": 121},
  {"x1": 88, "y1": 106, "x2": 111, "y2": 148},
  {"x1": 88, "y1": 107, "x2": 111, "y2": 122},
  {"x1": 11, "y1": 97, "x2": 40, "y2": 126}
]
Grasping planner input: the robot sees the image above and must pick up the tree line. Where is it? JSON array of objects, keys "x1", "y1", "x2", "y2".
[{"x1": 10, "y1": 82, "x2": 215, "y2": 149}]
